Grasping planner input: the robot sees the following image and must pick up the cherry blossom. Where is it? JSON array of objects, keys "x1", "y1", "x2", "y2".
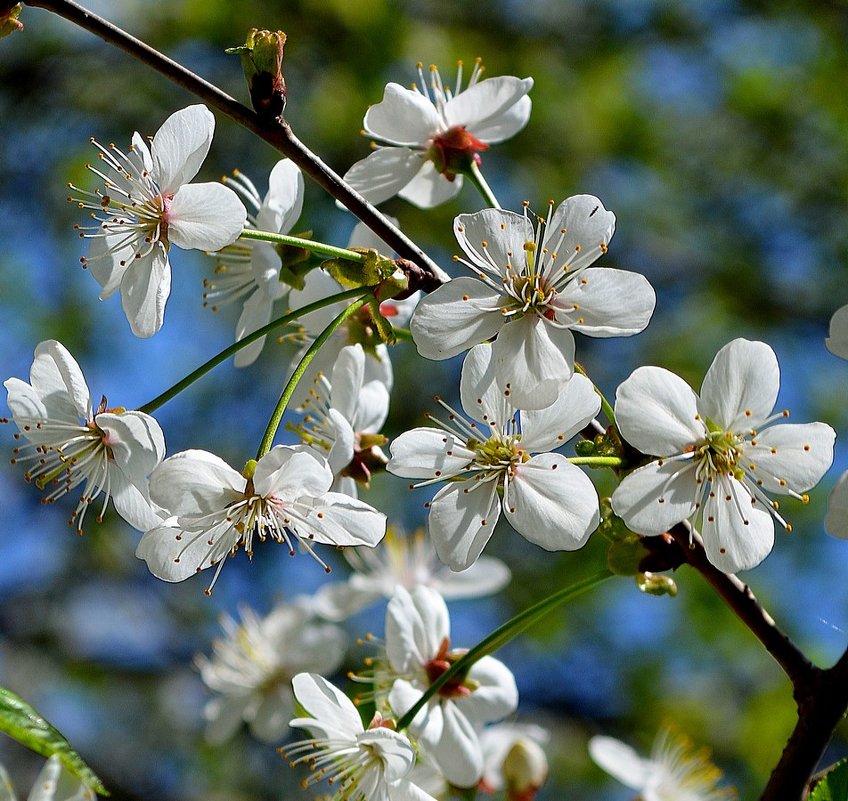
[
  {"x1": 410, "y1": 195, "x2": 655, "y2": 409},
  {"x1": 478, "y1": 723, "x2": 550, "y2": 800},
  {"x1": 343, "y1": 60, "x2": 533, "y2": 208},
  {"x1": 286, "y1": 672, "x2": 437, "y2": 801},
  {"x1": 196, "y1": 601, "x2": 347, "y2": 744},
  {"x1": 589, "y1": 727, "x2": 737, "y2": 801},
  {"x1": 3, "y1": 340, "x2": 165, "y2": 533},
  {"x1": 135, "y1": 445, "x2": 386, "y2": 592},
  {"x1": 384, "y1": 586, "x2": 518, "y2": 787},
  {"x1": 611, "y1": 338, "x2": 835, "y2": 573},
  {"x1": 70, "y1": 104, "x2": 246, "y2": 337},
  {"x1": 203, "y1": 160, "x2": 305, "y2": 367},
  {"x1": 387, "y1": 342, "x2": 601, "y2": 571}
]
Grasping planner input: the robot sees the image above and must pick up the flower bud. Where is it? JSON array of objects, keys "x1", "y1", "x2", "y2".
[
  {"x1": 502, "y1": 738, "x2": 549, "y2": 801},
  {"x1": 636, "y1": 570, "x2": 678, "y2": 597},
  {"x1": 0, "y1": 3, "x2": 23, "y2": 38},
  {"x1": 227, "y1": 28, "x2": 287, "y2": 119}
]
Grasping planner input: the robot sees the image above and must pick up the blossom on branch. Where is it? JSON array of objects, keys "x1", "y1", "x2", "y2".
[
  {"x1": 135, "y1": 445, "x2": 386, "y2": 592},
  {"x1": 611, "y1": 338, "x2": 835, "y2": 573},
  {"x1": 71, "y1": 104, "x2": 247, "y2": 337},
  {"x1": 3, "y1": 340, "x2": 165, "y2": 533},
  {"x1": 388, "y1": 342, "x2": 601, "y2": 571},
  {"x1": 410, "y1": 195, "x2": 656, "y2": 409},
  {"x1": 343, "y1": 60, "x2": 533, "y2": 208}
]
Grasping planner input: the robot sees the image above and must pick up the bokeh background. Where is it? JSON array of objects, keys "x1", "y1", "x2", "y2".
[{"x1": 2, "y1": 0, "x2": 848, "y2": 798}]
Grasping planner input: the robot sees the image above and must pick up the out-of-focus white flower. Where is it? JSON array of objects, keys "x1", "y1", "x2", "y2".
[
  {"x1": 343, "y1": 60, "x2": 532, "y2": 208},
  {"x1": 410, "y1": 196, "x2": 655, "y2": 409},
  {"x1": 611, "y1": 338, "x2": 835, "y2": 573},
  {"x1": 825, "y1": 469, "x2": 848, "y2": 540},
  {"x1": 71, "y1": 104, "x2": 246, "y2": 337},
  {"x1": 826, "y1": 303, "x2": 848, "y2": 360},
  {"x1": 0, "y1": 755, "x2": 95, "y2": 801},
  {"x1": 196, "y1": 601, "x2": 346, "y2": 744},
  {"x1": 385, "y1": 586, "x2": 518, "y2": 787},
  {"x1": 589, "y1": 727, "x2": 737, "y2": 801},
  {"x1": 203, "y1": 160, "x2": 305, "y2": 367},
  {"x1": 286, "y1": 672, "x2": 438, "y2": 801},
  {"x1": 478, "y1": 723, "x2": 549, "y2": 799},
  {"x1": 310, "y1": 528, "x2": 511, "y2": 621},
  {"x1": 3, "y1": 340, "x2": 165, "y2": 533},
  {"x1": 136, "y1": 446, "x2": 386, "y2": 592},
  {"x1": 388, "y1": 342, "x2": 601, "y2": 571}
]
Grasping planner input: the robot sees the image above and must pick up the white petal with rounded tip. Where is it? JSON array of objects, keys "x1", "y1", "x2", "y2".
[
  {"x1": 519, "y1": 373, "x2": 601, "y2": 453},
  {"x1": 445, "y1": 76, "x2": 533, "y2": 134},
  {"x1": 588, "y1": 735, "x2": 650, "y2": 790},
  {"x1": 297, "y1": 492, "x2": 385, "y2": 547},
  {"x1": 546, "y1": 195, "x2": 615, "y2": 273},
  {"x1": 411, "y1": 277, "x2": 505, "y2": 360},
  {"x1": 505, "y1": 454, "x2": 599, "y2": 550},
  {"x1": 611, "y1": 459, "x2": 699, "y2": 535},
  {"x1": 434, "y1": 555, "x2": 511, "y2": 598},
  {"x1": 250, "y1": 687, "x2": 295, "y2": 744},
  {"x1": 97, "y1": 411, "x2": 165, "y2": 479},
  {"x1": 398, "y1": 161, "x2": 463, "y2": 208},
  {"x1": 4, "y1": 379, "x2": 53, "y2": 441},
  {"x1": 615, "y1": 366, "x2": 704, "y2": 456},
  {"x1": 744, "y1": 422, "x2": 835, "y2": 494},
  {"x1": 136, "y1": 524, "x2": 218, "y2": 581},
  {"x1": 249, "y1": 240, "x2": 284, "y2": 297},
  {"x1": 234, "y1": 288, "x2": 273, "y2": 368},
  {"x1": 28, "y1": 756, "x2": 62, "y2": 801},
  {"x1": 388, "y1": 428, "x2": 476, "y2": 480},
  {"x1": 454, "y1": 208, "x2": 534, "y2": 280},
  {"x1": 254, "y1": 447, "x2": 332, "y2": 499},
  {"x1": 342, "y1": 148, "x2": 425, "y2": 206},
  {"x1": 493, "y1": 315, "x2": 575, "y2": 410},
  {"x1": 109, "y1": 471, "x2": 162, "y2": 532},
  {"x1": 472, "y1": 95, "x2": 533, "y2": 143},
  {"x1": 86, "y1": 229, "x2": 132, "y2": 299},
  {"x1": 152, "y1": 104, "x2": 215, "y2": 192},
  {"x1": 291, "y1": 672, "x2": 362, "y2": 737},
  {"x1": 325, "y1": 408, "x2": 356, "y2": 475},
  {"x1": 699, "y1": 338, "x2": 779, "y2": 431},
  {"x1": 701, "y1": 475, "x2": 774, "y2": 572},
  {"x1": 168, "y1": 182, "x2": 246, "y2": 251},
  {"x1": 330, "y1": 344, "x2": 366, "y2": 421},
  {"x1": 205, "y1": 694, "x2": 251, "y2": 745},
  {"x1": 428, "y1": 479, "x2": 501, "y2": 571},
  {"x1": 120, "y1": 248, "x2": 170, "y2": 338},
  {"x1": 826, "y1": 471, "x2": 848, "y2": 539},
  {"x1": 149, "y1": 450, "x2": 244, "y2": 517},
  {"x1": 826, "y1": 304, "x2": 848, "y2": 360},
  {"x1": 427, "y1": 702, "x2": 483, "y2": 787},
  {"x1": 358, "y1": 728, "x2": 417, "y2": 782},
  {"x1": 310, "y1": 581, "x2": 380, "y2": 621},
  {"x1": 364, "y1": 83, "x2": 442, "y2": 145},
  {"x1": 259, "y1": 159, "x2": 304, "y2": 235},
  {"x1": 352, "y1": 379, "x2": 390, "y2": 434},
  {"x1": 31, "y1": 340, "x2": 91, "y2": 420},
  {"x1": 555, "y1": 268, "x2": 656, "y2": 337},
  {"x1": 386, "y1": 585, "x2": 450, "y2": 673},
  {"x1": 459, "y1": 655, "x2": 518, "y2": 724},
  {"x1": 460, "y1": 342, "x2": 508, "y2": 429}
]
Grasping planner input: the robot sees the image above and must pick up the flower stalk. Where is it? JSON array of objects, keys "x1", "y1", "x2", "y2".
[{"x1": 238, "y1": 228, "x2": 367, "y2": 263}]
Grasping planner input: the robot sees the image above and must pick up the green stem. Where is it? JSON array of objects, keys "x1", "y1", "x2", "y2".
[
  {"x1": 137, "y1": 287, "x2": 368, "y2": 415},
  {"x1": 568, "y1": 456, "x2": 624, "y2": 468},
  {"x1": 575, "y1": 362, "x2": 616, "y2": 428},
  {"x1": 395, "y1": 569, "x2": 613, "y2": 732},
  {"x1": 391, "y1": 327, "x2": 413, "y2": 343},
  {"x1": 239, "y1": 229, "x2": 366, "y2": 263},
  {"x1": 256, "y1": 292, "x2": 371, "y2": 459},
  {"x1": 465, "y1": 160, "x2": 501, "y2": 209}
]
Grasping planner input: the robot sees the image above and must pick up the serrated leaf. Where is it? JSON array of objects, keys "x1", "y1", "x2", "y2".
[
  {"x1": 810, "y1": 757, "x2": 848, "y2": 801},
  {"x1": 0, "y1": 687, "x2": 108, "y2": 795}
]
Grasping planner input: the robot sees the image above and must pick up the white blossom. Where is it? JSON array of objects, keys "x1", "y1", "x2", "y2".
[
  {"x1": 136, "y1": 446, "x2": 386, "y2": 592},
  {"x1": 196, "y1": 601, "x2": 347, "y2": 744},
  {"x1": 343, "y1": 60, "x2": 532, "y2": 208},
  {"x1": 388, "y1": 342, "x2": 601, "y2": 571},
  {"x1": 3, "y1": 340, "x2": 165, "y2": 533},
  {"x1": 71, "y1": 104, "x2": 247, "y2": 337},
  {"x1": 286, "y1": 672, "x2": 437, "y2": 801},
  {"x1": 825, "y1": 469, "x2": 848, "y2": 540},
  {"x1": 611, "y1": 338, "x2": 835, "y2": 573},
  {"x1": 310, "y1": 528, "x2": 511, "y2": 621},
  {"x1": 478, "y1": 722, "x2": 550, "y2": 797},
  {"x1": 410, "y1": 196, "x2": 655, "y2": 409},
  {"x1": 385, "y1": 586, "x2": 518, "y2": 788}
]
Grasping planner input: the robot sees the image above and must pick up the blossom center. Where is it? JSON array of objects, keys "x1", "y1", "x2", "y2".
[
  {"x1": 424, "y1": 637, "x2": 477, "y2": 698},
  {"x1": 469, "y1": 433, "x2": 528, "y2": 473},
  {"x1": 692, "y1": 423, "x2": 744, "y2": 481},
  {"x1": 427, "y1": 125, "x2": 489, "y2": 179}
]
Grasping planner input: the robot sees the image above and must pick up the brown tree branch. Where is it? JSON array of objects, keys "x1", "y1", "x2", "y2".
[{"x1": 23, "y1": 0, "x2": 450, "y2": 289}]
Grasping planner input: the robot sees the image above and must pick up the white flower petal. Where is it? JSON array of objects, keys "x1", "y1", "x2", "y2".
[
  {"x1": 427, "y1": 702, "x2": 483, "y2": 787},
  {"x1": 472, "y1": 95, "x2": 533, "y2": 143},
  {"x1": 386, "y1": 585, "x2": 450, "y2": 673},
  {"x1": 493, "y1": 315, "x2": 575, "y2": 410},
  {"x1": 120, "y1": 248, "x2": 171, "y2": 338},
  {"x1": 234, "y1": 288, "x2": 274, "y2": 368},
  {"x1": 826, "y1": 303, "x2": 848, "y2": 360},
  {"x1": 701, "y1": 475, "x2": 775, "y2": 572},
  {"x1": 330, "y1": 345, "x2": 366, "y2": 421},
  {"x1": 745, "y1": 422, "x2": 835, "y2": 494},
  {"x1": 352, "y1": 379, "x2": 390, "y2": 434},
  {"x1": 398, "y1": 161, "x2": 463, "y2": 208},
  {"x1": 546, "y1": 195, "x2": 615, "y2": 273},
  {"x1": 825, "y1": 470, "x2": 848, "y2": 539},
  {"x1": 445, "y1": 76, "x2": 533, "y2": 136},
  {"x1": 555, "y1": 267, "x2": 655, "y2": 337},
  {"x1": 249, "y1": 240, "x2": 284, "y2": 297},
  {"x1": 31, "y1": 340, "x2": 91, "y2": 420},
  {"x1": 250, "y1": 687, "x2": 295, "y2": 743},
  {"x1": 459, "y1": 655, "x2": 518, "y2": 724},
  {"x1": 151, "y1": 104, "x2": 215, "y2": 192},
  {"x1": 205, "y1": 695, "x2": 250, "y2": 745},
  {"x1": 255, "y1": 447, "x2": 332, "y2": 499},
  {"x1": 588, "y1": 736, "x2": 650, "y2": 790},
  {"x1": 428, "y1": 479, "x2": 501, "y2": 571},
  {"x1": 387, "y1": 428, "x2": 476, "y2": 480},
  {"x1": 258, "y1": 159, "x2": 304, "y2": 235},
  {"x1": 615, "y1": 366, "x2": 704, "y2": 456},
  {"x1": 459, "y1": 342, "x2": 508, "y2": 428},
  {"x1": 357, "y1": 728, "x2": 417, "y2": 782},
  {"x1": 290, "y1": 672, "x2": 362, "y2": 737},
  {"x1": 168, "y1": 182, "x2": 246, "y2": 251},
  {"x1": 149, "y1": 450, "x2": 244, "y2": 517},
  {"x1": 325, "y1": 408, "x2": 356, "y2": 475},
  {"x1": 504, "y1": 454, "x2": 599, "y2": 550},
  {"x1": 432, "y1": 555, "x2": 511, "y2": 599},
  {"x1": 364, "y1": 83, "x2": 442, "y2": 145},
  {"x1": 109, "y1": 473, "x2": 162, "y2": 531},
  {"x1": 96, "y1": 411, "x2": 165, "y2": 480},
  {"x1": 519, "y1": 373, "x2": 601, "y2": 452},
  {"x1": 699, "y1": 338, "x2": 779, "y2": 431},
  {"x1": 611, "y1": 459, "x2": 699, "y2": 535},
  {"x1": 86, "y1": 229, "x2": 132, "y2": 299},
  {"x1": 136, "y1": 524, "x2": 217, "y2": 581},
  {"x1": 454, "y1": 208, "x2": 534, "y2": 280},
  {"x1": 310, "y1": 581, "x2": 380, "y2": 621},
  {"x1": 410, "y1": 277, "x2": 505, "y2": 361},
  {"x1": 304, "y1": 492, "x2": 386, "y2": 546},
  {"x1": 342, "y1": 148, "x2": 425, "y2": 206}
]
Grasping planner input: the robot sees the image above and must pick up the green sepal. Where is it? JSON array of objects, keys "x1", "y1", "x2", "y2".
[
  {"x1": 0, "y1": 3, "x2": 23, "y2": 38},
  {"x1": 810, "y1": 757, "x2": 848, "y2": 800},
  {"x1": 323, "y1": 248, "x2": 397, "y2": 289},
  {"x1": 0, "y1": 687, "x2": 108, "y2": 795}
]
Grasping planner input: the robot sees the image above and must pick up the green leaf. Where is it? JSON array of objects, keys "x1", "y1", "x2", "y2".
[
  {"x1": 810, "y1": 757, "x2": 848, "y2": 801},
  {"x1": 0, "y1": 687, "x2": 109, "y2": 795}
]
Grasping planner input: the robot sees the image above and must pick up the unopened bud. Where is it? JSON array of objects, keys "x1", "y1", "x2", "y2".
[
  {"x1": 636, "y1": 570, "x2": 678, "y2": 597},
  {"x1": 227, "y1": 28, "x2": 287, "y2": 119},
  {"x1": 503, "y1": 739, "x2": 548, "y2": 801},
  {"x1": 0, "y1": 3, "x2": 23, "y2": 38}
]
